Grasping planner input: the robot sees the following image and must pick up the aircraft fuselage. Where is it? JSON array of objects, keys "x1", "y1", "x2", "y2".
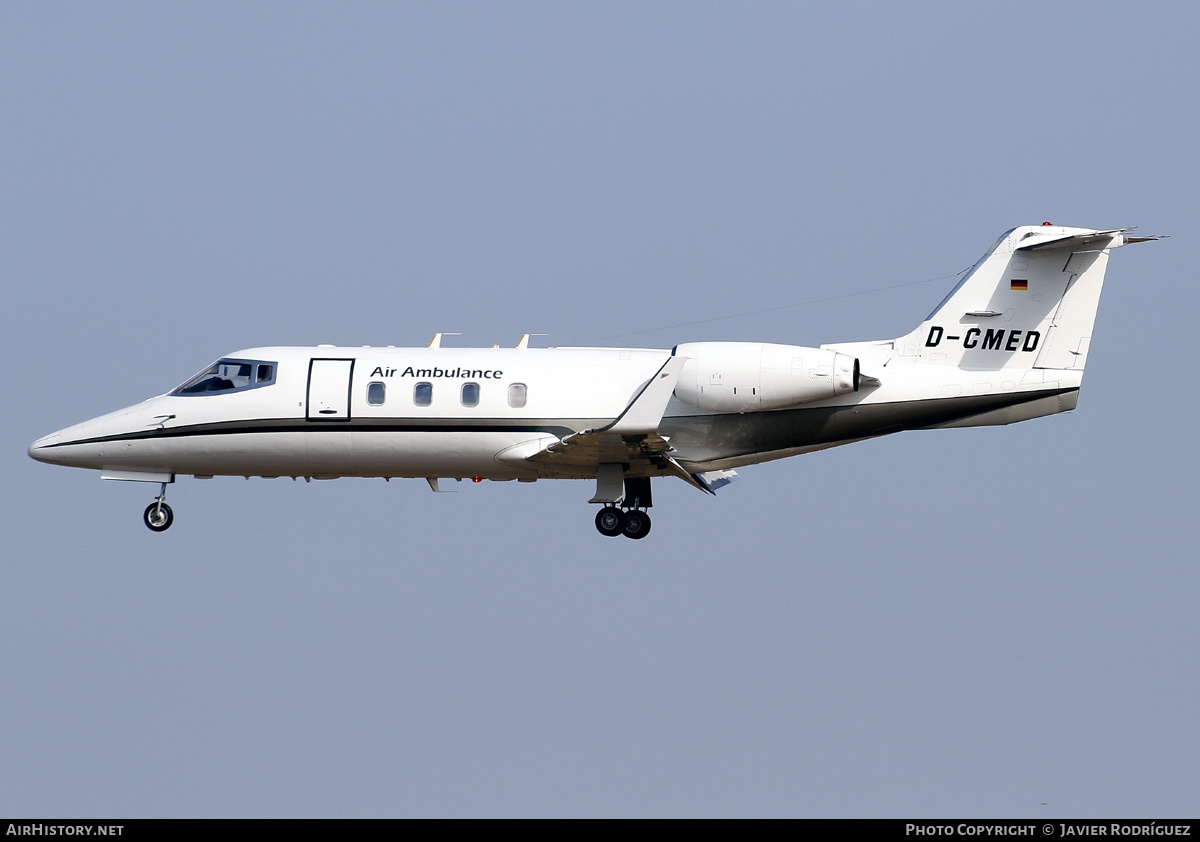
[{"x1": 29, "y1": 344, "x2": 1079, "y2": 480}]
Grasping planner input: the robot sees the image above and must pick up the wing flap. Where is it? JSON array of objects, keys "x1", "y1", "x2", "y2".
[{"x1": 528, "y1": 430, "x2": 673, "y2": 468}]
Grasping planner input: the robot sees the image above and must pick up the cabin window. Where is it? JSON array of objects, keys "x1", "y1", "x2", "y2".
[
  {"x1": 461, "y1": 382, "x2": 480, "y2": 407},
  {"x1": 414, "y1": 382, "x2": 432, "y2": 407},
  {"x1": 367, "y1": 381, "x2": 386, "y2": 406},
  {"x1": 172, "y1": 358, "x2": 277, "y2": 395},
  {"x1": 508, "y1": 383, "x2": 527, "y2": 408}
]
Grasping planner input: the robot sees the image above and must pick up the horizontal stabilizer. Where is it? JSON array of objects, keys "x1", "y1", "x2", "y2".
[
  {"x1": 1014, "y1": 227, "x2": 1166, "y2": 252},
  {"x1": 1015, "y1": 228, "x2": 1129, "y2": 251}
]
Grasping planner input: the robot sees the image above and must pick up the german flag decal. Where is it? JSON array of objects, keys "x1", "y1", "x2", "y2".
[{"x1": 1011, "y1": 279, "x2": 1028, "y2": 291}]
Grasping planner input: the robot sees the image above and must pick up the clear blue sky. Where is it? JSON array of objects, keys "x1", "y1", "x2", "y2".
[{"x1": 2, "y1": 1, "x2": 1195, "y2": 817}]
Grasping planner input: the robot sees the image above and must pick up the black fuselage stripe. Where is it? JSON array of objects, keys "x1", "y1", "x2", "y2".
[{"x1": 45, "y1": 420, "x2": 584, "y2": 448}]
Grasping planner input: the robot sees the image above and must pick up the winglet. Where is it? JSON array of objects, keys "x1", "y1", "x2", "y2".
[{"x1": 606, "y1": 355, "x2": 688, "y2": 436}]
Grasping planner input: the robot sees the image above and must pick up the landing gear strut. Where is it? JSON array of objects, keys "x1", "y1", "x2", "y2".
[
  {"x1": 592, "y1": 477, "x2": 653, "y2": 539},
  {"x1": 143, "y1": 483, "x2": 174, "y2": 532}
]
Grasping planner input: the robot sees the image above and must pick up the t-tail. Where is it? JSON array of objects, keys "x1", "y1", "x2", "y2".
[
  {"x1": 898, "y1": 224, "x2": 1160, "y2": 370},
  {"x1": 879, "y1": 224, "x2": 1162, "y2": 426}
]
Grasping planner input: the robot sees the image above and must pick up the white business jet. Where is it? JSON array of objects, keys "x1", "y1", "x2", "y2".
[{"x1": 29, "y1": 224, "x2": 1159, "y2": 538}]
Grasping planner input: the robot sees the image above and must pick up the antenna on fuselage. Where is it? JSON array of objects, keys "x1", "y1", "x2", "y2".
[
  {"x1": 428, "y1": 332, "x2": 460, "y2": 348},
  {"x1": 516, "y1": 334, "x2": 547, "y2": 349}
]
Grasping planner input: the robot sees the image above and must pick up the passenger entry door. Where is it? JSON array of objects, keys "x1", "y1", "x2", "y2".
[{"x1": 307, "y1": 359, "x2": 354, "y2": 420}]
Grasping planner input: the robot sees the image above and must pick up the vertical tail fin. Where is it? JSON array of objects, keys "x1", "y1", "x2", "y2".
[{"x1": 895, "y1": 225, "x2": 1159, "y2": 371}]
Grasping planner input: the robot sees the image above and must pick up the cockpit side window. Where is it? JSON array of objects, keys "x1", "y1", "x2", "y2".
[{"x1": 172, "y1": 358, "x2": 278, "y2": 396}]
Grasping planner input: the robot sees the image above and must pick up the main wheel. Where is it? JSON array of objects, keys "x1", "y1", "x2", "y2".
[
  {"x1": 144, "y1": 502, "x2": 174, "y2": 532},
  {"x1": 595, "y1": 506, "x2": 625, "y2": 537},
  {"x1": 622, "y1": 510, "x2": 651, "y2": 540}
]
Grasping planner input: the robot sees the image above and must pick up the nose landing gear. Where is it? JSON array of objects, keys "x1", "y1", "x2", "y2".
[{"x1": 143, "y1": 483, "x2": 174, "y2": 532}]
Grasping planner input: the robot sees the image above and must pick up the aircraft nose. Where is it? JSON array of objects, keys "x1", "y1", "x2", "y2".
[{"x1": 28, "y1": 432, "x2": 62, "y2": 464}]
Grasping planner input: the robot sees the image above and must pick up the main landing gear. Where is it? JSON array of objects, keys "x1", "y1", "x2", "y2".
[
  {"x1": 143, "y1": 482, "x2": 174, "y2": 532},
  {"x1": 592, "y1": 474, "x2": 654, "y2": 539},
  {"x1": 595, "y1": 506, "x2": 652, "y2": 540}
]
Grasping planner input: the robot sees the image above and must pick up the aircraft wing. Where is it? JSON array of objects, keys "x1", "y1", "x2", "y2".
[
  {"x1": 525, "y1": 354, "x2": 684, "y2": 467},
  {"x1": 517, "y1": 355, "x2": 731, "y2": 494},
  {"x1": 503, "y1": 354, "x2": 737, "y2": 495}
]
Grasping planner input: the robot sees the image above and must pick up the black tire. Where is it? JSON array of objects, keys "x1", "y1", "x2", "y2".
[
  {"x1": 144, "y1": 502, "x2": 174, "y2": 532},
  {"x1": 622, "y1": 509, "x2": 651, "y2": 540},
  {"x1": 595, "y1": 506, "x2": 625, "y2": 537}
]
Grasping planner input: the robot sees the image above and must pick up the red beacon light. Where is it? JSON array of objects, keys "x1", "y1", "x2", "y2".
[
  {"x1": 1042, "y1": 221, "x2": 1054, "y2": 226},
  {"x1": 472, "y1": 476, "x2": 483, "y2": 483}
]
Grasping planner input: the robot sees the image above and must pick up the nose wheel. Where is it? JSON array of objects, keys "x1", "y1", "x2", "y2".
[
  {"x1": 143, "y1": 483, "x2": 174, "y2": 532},
  {"x1": 144, "y1": 502, "x2": 174, "y2": 531},
  {"x1": 594, "y1": 506, "x2": 652, "y2": 540}
]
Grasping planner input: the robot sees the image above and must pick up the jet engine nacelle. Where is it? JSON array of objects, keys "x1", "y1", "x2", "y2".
[{"x1": 673, "y1": 342, "x2": 859, "y2": 413}]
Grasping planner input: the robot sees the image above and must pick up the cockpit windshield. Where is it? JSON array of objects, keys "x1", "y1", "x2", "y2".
[{"x1": 172, "y1": 358, "x2": 277, "y2": 395}]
